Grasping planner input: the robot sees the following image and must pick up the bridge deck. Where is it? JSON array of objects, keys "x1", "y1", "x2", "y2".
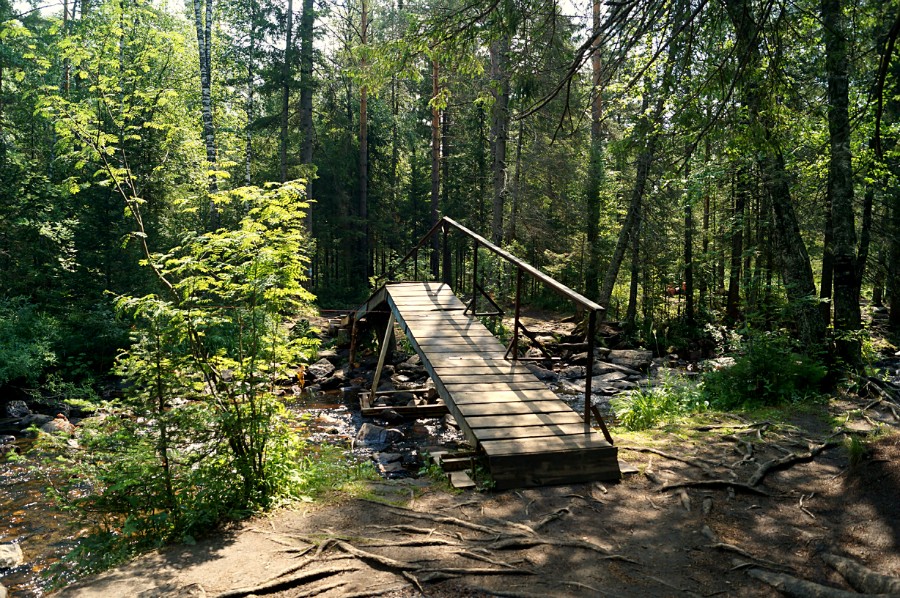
[{"x1": 363, "y1": 281, "x2": 620, "y2": 489}]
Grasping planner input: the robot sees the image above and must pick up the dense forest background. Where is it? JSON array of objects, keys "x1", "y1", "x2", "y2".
[{"x1": 2, "y1": 0, "x2": 900, "y2": 390}]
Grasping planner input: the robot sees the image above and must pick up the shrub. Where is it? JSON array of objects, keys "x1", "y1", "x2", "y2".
[
  {"x1": 0, "y1": 297, "x2": 59, "y2": 386},
  {"x1": 703, "y1": 331, "x2": 826, "y2": 409},
  {"x1": 612, "y1": 371, "x2": 707, "y2": 431}
]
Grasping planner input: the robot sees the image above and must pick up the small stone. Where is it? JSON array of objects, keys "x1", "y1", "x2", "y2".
[
  {"x1": 0, "y1": 542, "x2": 24, "y2": 568},
  {"x1": 353, "y1": 423, "x2": 403, "y2": 449}
]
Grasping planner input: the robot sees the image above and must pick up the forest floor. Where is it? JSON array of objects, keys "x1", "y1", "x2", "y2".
[{"x1": 51, "y1": 393, "x2": 900, "y2": 598}]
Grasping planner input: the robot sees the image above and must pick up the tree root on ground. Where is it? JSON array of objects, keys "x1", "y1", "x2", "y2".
[
  {"x1": 747, "y1": 441, "x2": 840, "y2": 486},
  {"x1": 821, "y1": 553, "x2": 900, "y2": 595},
  {"x1": 619, "y1": 446, "x2": 716, "y2": 476},
  {"x1": 659, "y1": 480, "x2": 770, "y2": 495},
  {"x1": 746, "y1": 567, "x2": 895, "y2": 598},
  {"x1": 357, "y1": 498, "x2": 529, "y2": 536},
  {"x1": 216, "y1": 565, "x2": 359, "y2": 598}
]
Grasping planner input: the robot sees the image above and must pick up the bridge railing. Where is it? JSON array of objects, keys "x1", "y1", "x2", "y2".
[{"x1": 374, "y1": 216, "x2": 611, "y2": 440}]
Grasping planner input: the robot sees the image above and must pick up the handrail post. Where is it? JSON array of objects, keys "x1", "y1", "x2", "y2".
[
  {"x1": 511, "y1": 266, "x2": 523, "y2": 360},
  {"x1": 442, "y1": 222, "x2": 451, "y2": 286},
  {"x1": 470, "y1": 239, "x2": 479, "y2": 314},
  {"x1": 413, "y1": 248, "x2": 418, "y2": 281},
  {"x1": 584, "y1": 309, "x2": 596, "y2": 433}
]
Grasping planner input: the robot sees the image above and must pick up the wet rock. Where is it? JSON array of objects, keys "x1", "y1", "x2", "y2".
[
  {"x1": 0, "y1": 543, "x2": 23, "y2": 569},
  {"x1": 526, "y1": 363, "x2": 557, "y2": 381},
  {"x1": 318, "y1": 369, "x2": 346, "y2": 390},
  {"x1": 0, "y1": 435, "x2": 15, "y2": 445},
  {"x1": 353, "y1": 423, "x2": 403, "y2": 449},
  {"x1": 40, "y1": 415, "x2": 76, "y2": 436},
  {"x1": 607, "y1": 349, "x2": 653, "y2": 371},
  {"x1": 307, "y1": 358, "x2": 336, "y2": 380},
  {"x1": 5, "y1": 401, "x2": 30, "y2": 419}
]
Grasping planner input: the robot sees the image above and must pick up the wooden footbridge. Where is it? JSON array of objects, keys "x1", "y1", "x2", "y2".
[{"x1": 350, "y1": 218, "x2": 620, "y2": 489}]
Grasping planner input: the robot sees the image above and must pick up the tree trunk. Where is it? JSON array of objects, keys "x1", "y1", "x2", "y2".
[
  {"x1": 430, "y1": 58, "x2": 440, "y2": 278},
  {"x1": 280, "y1": 0, "x2": 294, "y2": 183},
  {"x1": 299, "y1": 0, "x2": 314, "y2": 230},
  {"x1": 823, "y1": 0, "x2": 861, "y2": 365},
  {"x1": 508, "y1": 117, "x2": 524, "y2": 242},
  {"x1": 625, "y1": 203, "x2": 641, "y2": 331},
  {"x1": 724, "y1": 0, "x2": 825, "y2": 349},
  {"x1": 489, "y1": 36, "x2": 510, "y2": 247},
  {"x1": 357, "y1": 0, "x2": 369, "y2": 281},
  {"x1": 193, "y1": 0, "x2": 218, "y2": 227},
  {"x1": 584, "y1": 0, "x2": 603, "y2": 301},
  {"x1": 684, "y1": 157, "x2": 694, "y2": 325}
]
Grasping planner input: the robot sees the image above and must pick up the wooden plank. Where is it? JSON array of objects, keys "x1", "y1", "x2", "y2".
[
  {"x1": 475, "y1": 424, "x2": 590, "y2": 440},
  {"x1": 405, "y1": 327, "x2": 497, "y2": 338},
  {"x1": 432, "y1": 365, "x2": 533, "y2": 376},
  {"x1": 439, "y1": 374, "x2": 541, "y2": 384},
  {"x1": 426, "y1": 355, "x2": 514, "y2": 364},
  {"x1": 457, "y1": 401, "x2": 573, "y2": 417},
  {"x1": 449, "y1": 390, "x2": 562, "y2": 404},
  {"x1": 448, "y1": 470, "x2": 476, "y2": 489},
  {"x1": 480, "y1": 434, "x2": 613, "y2": 457},
  {"x1": 441, "y1": 382, "x2": 548, "y2": 392},
  {"x1": 414, "y1": 337, "x2": 504, "y2": 346},
  {"x1": 465, "y1": 412, "x2": 584, "y2": 429}
]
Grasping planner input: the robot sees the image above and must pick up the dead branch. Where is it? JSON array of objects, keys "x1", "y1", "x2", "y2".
[
  {"x1": 660, "y1": 480, "x2": 770, "y2": 496},
  {"x1": 822, "y1": 553, "x2": 900, "y2": 595},
  {"x1": 746, "y1": 567, "x2": 894, "y2": 598},
  {"x1": 217, "y1": 565, "x2": 358, "y2": 598},
  {"x1": 748, "y1": 441, "x2": 839, "y2": 486},
  {"x1": 531, "y1": 507, "x2": 570, "y2": 531}
]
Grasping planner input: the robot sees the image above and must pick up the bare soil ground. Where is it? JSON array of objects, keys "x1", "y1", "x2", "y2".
[{"x1": 51, "y1": 394, "x2": 900, "y2": 598}]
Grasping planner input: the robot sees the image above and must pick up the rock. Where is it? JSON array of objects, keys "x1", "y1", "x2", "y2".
[
  {"x1": 5, "y1": 401, "x2": 30, "y2": 418},
  {"x1": 307, "y1": 358, "x2": 336, "y2": 380},
  {"x1": 571, "y1": 352, "x2": 590, "y2": 365},
  {"x1": 554, "y1": 379, "x2": 585, "y2": 395},
  {"x1": 398, "y1": 355, "x2": 421, "y2": 371},
  {"x1": 591, "y1": 360, "x2": 642, "y2": 377},
  {"x1": 700, "y1": 357, "x2": 736, "y2": 372},
  {"x1": 526, "y1": 363, "x2": 557, "y2": 381},
  {"x1": 318, "y1": 369, "x2": 346, "y2": 390},
  {"x1": 374, "y1": 452, "x2": 402, "y2": 465},
  {"x1": 40, "y1": 415, "x2": 76, "y2": 436},
  {"x1": 318, "y1": 349, "x2": 340, "y2": 365},
  {"x1": 595, "y1": 371, "x2": 627, "y2": 384},
  {"x1": 558, "y1": 366, "x2": 586, "y2": 380},
  {"x1": 353, "y1": 423, "x2": 403, "y2": 449},
  {"x1": 0, "y1": 581, "x2": 6, "y2": 598},
  {"x1": 0, "y1": 435, "x2": 15, "y2": 445},
  {"x1": 607, "y1": 349, "x2": 653, "y2": 371},
  {"x1": 0, "y1": 542, "x2": 24, "y2": 569},
  {"x1": 377, "y1": 461, "x2": 405, "y2": 474},
  {"x1": 18, "y1": 413, "x2": 51, "y2": 430}
]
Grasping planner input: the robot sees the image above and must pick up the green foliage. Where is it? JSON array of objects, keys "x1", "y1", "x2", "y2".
[
  {"x1": 0, "y1": 297, "x2": 59, "y2": 385},
  {"x1": 612, "y1": 371, "x2": 708, "y2": 431},
  {"x1": 56, "y1": 182, "x2": 321, "y2": 549},
  {"x1": 703, "y1": 332, "x2": 827, "y2": 409},
  {"x1": 479, "y1": 315, "x2": 510, "y2": 345}
]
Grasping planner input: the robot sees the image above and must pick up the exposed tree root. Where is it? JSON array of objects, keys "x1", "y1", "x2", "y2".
[
  {"x1": 332, "y1": 540, "x2": 419, "y2": 572},
  {"x1": 746, "y1": 567, "x2": 894, "y2": 598},
  {"x1": 486, "y1": 536, "x2": 634, "y2": 562},
  {"x1": 531, "y1": 507, "x2": 570, "y2": 530},
  {"x1": 357, "y1": 538, "x2": 461, "y2": 548},
  {"x1": 822, "y1": 553, "x2": 900, "y2": 595},
  {"x1": 216, "y1": 565, "x2": 358, "y2": 598},
  {"x1": 660, "y1": 480, "x2": 770, "y2": 496},
  {"x1": 707, "y1": 543, "x2": 792, "y2": 572},
  {"x1": 620, "y1": 446, "x2": 715, "y2": 475},
  {"x1": 358, "y1": 499, "x2": 525, "y2": 536},
  {"x1": 748, "y1": 441, "x2": 839, "y2": 486},
  {"x1": 340, "y1": 582, "x2": 412, "y2": 597}
]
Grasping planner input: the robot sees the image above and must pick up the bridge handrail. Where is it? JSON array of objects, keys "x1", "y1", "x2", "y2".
[{"x1": 375, "y1": 216, "x2": 604, "y2": 314}]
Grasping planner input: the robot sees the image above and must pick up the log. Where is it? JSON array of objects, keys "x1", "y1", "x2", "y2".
[{"x1": 822, "y1": 553, "x2": 900, "y2": 595}]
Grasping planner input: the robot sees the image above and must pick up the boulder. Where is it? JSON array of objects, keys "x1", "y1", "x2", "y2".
[
  {"x1": 40, "y1": 415, "x2": 76, "y2": 436},
  {"x1": 558, "y1": 366, "x2": 586, "y2": 380},
  {"x1": 353, "y1": 423, "x2": 403, "y2": 449},
  {"x1": 592, "y1": 361, "x2": 642, "y2": 377},
  {"x1": 20, "y1": 413, "x2": 53, "y2": 428},
  {"x1": 5, "y1": 401, "x2": 30, "y2": 419},
  {"x1": 397, "y1": 355, "x2": 421, "y2": 372},
  {"x1": 595, "y1": 371, "x2": 627, "y2": 384},
  {"x1": 306, "y1": 358, "x2": 336, "y2": 380},
  {"x1": 526, "y1": 363, "x2": 557, "y2": 381},
  {"x1": 607, "y1": 349, "x2": 653, "y2": 371},
  {"x1": 0, "y1": 542, "x2": 23, "y2": 569}
]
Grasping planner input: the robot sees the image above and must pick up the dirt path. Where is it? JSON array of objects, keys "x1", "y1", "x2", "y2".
[{"x1": 51, "y1": 397, "x2": 900, "y2": 598}]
